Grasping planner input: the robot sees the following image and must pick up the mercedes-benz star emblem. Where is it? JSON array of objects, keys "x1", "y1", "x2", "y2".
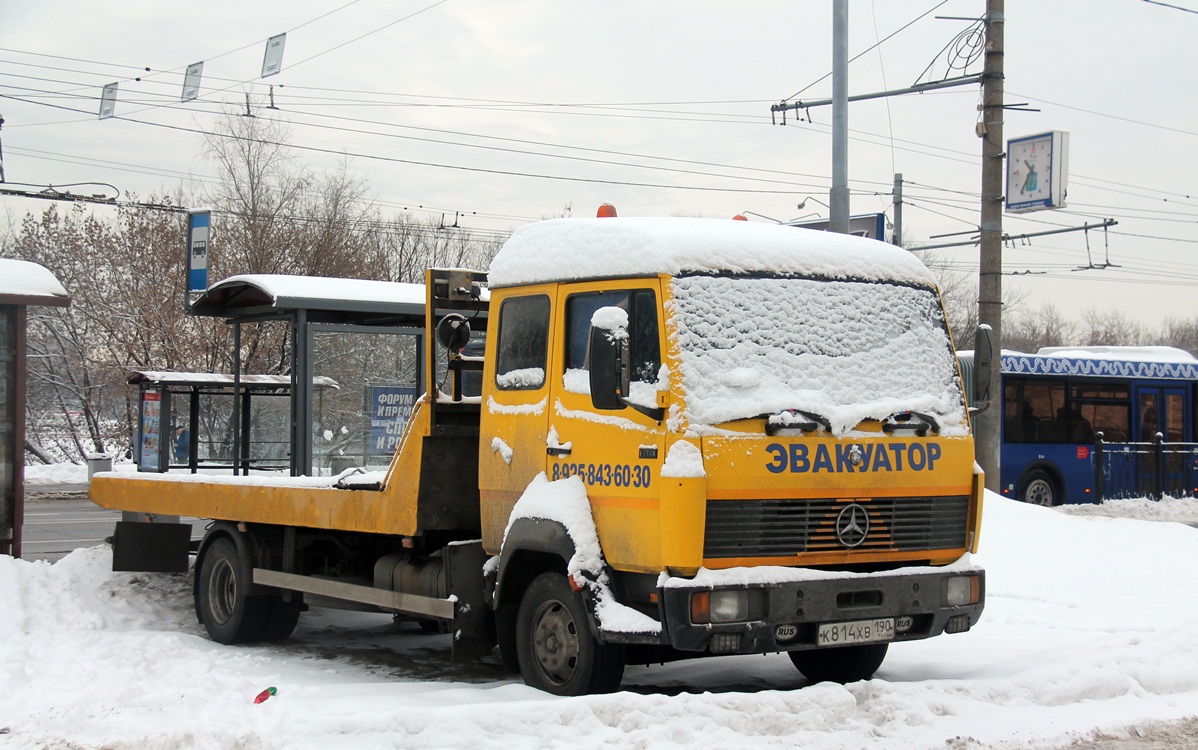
[{"x1": 835, "y1": 503, "x2": 870, "y2": 548}]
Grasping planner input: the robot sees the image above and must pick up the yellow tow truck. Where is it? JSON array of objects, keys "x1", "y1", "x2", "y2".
[{"x1": 92, "y1": 211, "x2": 992, "y2": 695}]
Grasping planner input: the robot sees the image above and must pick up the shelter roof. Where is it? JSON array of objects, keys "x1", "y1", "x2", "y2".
[
  {"x1": 190, "y1": 274, "x2": 425, "y2": 326},
  {"x1": 0, "y1": 259, "x2": 71, "y2": 307}
]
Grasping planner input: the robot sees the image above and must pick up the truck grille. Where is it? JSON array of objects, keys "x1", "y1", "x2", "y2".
[{"x1": 703, "y1": 495, "x2": 970, "y2": 558}]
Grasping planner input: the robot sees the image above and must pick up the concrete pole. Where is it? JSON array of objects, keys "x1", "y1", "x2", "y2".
[
  {"x1": 830, "y1": 0, "x2": 850, "y2": 233},
  {"x1": 975, "y1": 0, "x2": 1005, "y2": 491},
  {"x1": 893, "y1": 173, "x2": 903, "y2": 246}
]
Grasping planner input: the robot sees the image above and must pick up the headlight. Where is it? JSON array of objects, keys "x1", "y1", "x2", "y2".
[
  {"x1": 691, "y1": 590, "x2": 749, "y2": 624},
  {"x1": 944, "y1": 575, "x2": 980, "y2": 606}
]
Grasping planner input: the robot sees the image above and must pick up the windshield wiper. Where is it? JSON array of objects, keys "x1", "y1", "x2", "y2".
[
  {"x1": 762, "y1": 409, "x2": 832, "y2": 436},
  {"x1": 882, "y1": 411, "x2": 941, "y2": 437}
]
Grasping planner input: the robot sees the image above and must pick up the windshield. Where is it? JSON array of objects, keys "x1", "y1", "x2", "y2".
[{"x1": 670, "y1": 275, "x2": 966, "y2": 435}]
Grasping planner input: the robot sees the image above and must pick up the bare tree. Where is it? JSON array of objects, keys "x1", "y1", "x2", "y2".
[
  {"x1": 1005, "y1": 303, "x2": 1078, "y2": 353},
  {"x1": 7, "y1": 109, "x2": 505, "y2": 462},
  {"x1": 1080, "y1": 309, "x2": 1150, "y2": 347}
]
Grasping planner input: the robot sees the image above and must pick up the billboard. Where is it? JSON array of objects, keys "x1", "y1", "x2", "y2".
[
  {"x1": 788, "y1": 213, "x2": 886, "y2": 240},
  {"x1": 370, "y1": 386, "x2": 418, "y2": 457}
]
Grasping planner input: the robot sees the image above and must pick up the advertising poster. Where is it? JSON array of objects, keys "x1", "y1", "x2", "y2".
[
  {"x1": 139, "y1": 392, "x2": 162, "y2": 471},
  {"x1": 370, "y1": 386, "x2": 418, "y2": 457}
]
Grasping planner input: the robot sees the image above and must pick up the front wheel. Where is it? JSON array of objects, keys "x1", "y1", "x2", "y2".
[
  {"x1": 515, "y1": 572, "x2": 625, "y2": 696},
  {"x1": 789, "y1": 643, "x2": 888, "y2": 684}
]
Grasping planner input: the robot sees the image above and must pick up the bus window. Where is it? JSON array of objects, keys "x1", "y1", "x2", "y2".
[
  {"x1": 1139, "y1": 393, "x2": 1159, "y2": 441},
  {"x1": 1166, "y1": 392, "x2": 1184, "y2": 442},
  {"x1": 1071, "y1": 383, "x2": 1130, "y2": 442},
  {"x1": 1004, "y1": 378, "x2": 1065, "y2": 443}
]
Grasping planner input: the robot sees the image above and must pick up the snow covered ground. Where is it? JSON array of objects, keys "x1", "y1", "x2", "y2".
[{"x1": 3, "y1": 491, "x2": 1198, "y2": 749}]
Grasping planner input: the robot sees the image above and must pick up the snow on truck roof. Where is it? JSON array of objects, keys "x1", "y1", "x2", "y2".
[{"x1": 486, "y1": 217, "x2": 936, "y2": 288}]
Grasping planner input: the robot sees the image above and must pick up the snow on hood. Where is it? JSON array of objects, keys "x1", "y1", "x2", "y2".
[{"x1": 487, "y1": 217, "x2": 936, "y2": 288}]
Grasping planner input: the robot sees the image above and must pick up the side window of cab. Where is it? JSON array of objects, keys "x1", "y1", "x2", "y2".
[
  {"x1": 564, "y1": 288, "x2": 661, "y2": 395},
  {"x1": 495, "y1": 294, "x2": 551, "y2": 390}
]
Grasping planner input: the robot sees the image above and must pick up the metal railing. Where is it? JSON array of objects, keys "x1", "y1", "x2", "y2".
[{"x1": 1093, "y1": 432, "x2": 1198, "y2": 502}]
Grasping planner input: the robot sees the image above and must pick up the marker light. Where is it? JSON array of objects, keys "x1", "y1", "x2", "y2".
[
  {"x1": 596, "y1": 203, "x2": 618, "y2": 217},
  {"x1": 733, "y1": 214, "x2": 748, "y2": 221}
]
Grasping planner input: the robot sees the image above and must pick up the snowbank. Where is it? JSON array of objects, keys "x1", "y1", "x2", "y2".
[{"x1": 2, "y1": 493, "x2": 1198, "y2": 749}]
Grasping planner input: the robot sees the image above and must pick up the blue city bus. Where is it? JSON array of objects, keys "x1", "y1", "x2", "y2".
[{"x1": 974, "y1": 347, "x2": 1198, "y2": 505}]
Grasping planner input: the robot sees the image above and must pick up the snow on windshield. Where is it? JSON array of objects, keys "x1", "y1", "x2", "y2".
[{"x1": 670, "y1": 275, "x2": 966, "y2": 435}]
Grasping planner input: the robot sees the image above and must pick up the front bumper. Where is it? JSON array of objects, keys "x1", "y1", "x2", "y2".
[{"x1": 657, "y1": 567, "x2": 985, "y2": 654}]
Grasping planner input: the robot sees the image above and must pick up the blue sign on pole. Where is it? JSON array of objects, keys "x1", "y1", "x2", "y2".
[
  {"x1": 187, "y1": 210, "x2": 210, "y2": 293},
  {"x1": 370, "y1": 386, "x2": 419, "y2": 457}
]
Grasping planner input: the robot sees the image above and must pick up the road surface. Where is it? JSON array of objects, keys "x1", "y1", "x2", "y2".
[{"x1": 20, "y1": 489, "x2": 204, "y2": 563}]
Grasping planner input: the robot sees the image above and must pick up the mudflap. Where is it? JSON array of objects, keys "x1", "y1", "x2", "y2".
[
  {"x1": 112, "y1": 521, "x2": 191, "y2": 573},
  {"x1": 445, "y1": 540, "x2": 496, "y2": 661}
]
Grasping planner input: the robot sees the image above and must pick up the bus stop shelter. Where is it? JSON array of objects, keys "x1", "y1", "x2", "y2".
[
  {"x1": 0, "y1": 260, "x2": 71, "y2": 559},
  {"x1": 128, "y1": 371, "x2": 338, "y2": 474},
  {"x1": 189, "y1": 274, "x2": 429, "y2": 476}
]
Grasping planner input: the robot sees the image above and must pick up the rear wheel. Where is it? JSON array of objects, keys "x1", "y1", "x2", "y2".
[
  {"x1": 789, "y1": 643, "x2": 888, "y2": 684},
  {"x1": 261, "y1": 597, "x2": 302, "y2": 642},
  {"x1": 515, "y1": 572, "x2": 625, "y2": 695},
  {"x1": 197, "y1": 537, "x2": 269, "y2": 644},
  {"x1": 1020, "y1": 470, "x2": 1059, "y2": 507}
]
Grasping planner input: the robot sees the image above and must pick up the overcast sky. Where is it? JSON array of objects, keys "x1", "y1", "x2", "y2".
[{"x1": 2, "y1": 1, "x2": 1196, "y2": 331}]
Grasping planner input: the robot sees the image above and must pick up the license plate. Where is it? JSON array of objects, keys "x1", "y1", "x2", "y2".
[{"x1": 817, "y1": 618, "x2": 895, "y2": 646}]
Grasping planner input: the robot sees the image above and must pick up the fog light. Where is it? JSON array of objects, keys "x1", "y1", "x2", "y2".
[
  {"x1": 691, "y1": 590, "x2": 749, "y2": 624},
  {"x1": 709, "y1": 633, "x2": 742, "y2": 653},
  {"x1": 944, "y1": 575, "x2": 979, "y2": 606},
  {"x1": 945, "y1": 614, "x2": 971, "y2": 634}
]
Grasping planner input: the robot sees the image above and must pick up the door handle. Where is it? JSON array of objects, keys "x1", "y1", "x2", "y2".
[{"x1": 546, "y1": 446, "x2": 572, "y2": 456}]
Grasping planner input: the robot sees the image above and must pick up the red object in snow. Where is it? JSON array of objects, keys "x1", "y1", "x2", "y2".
[{"x1": 254, "y1": 687, "x2": 277, "y2": 704}]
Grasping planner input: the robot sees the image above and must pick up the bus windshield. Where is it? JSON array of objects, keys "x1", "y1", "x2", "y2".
[{"x1": 670, "y1": 274, "x2": 966, "y2": 435}]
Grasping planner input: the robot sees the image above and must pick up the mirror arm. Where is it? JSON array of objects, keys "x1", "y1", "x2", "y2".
[{"x1": 620, "y1": 396, "x2": 664, "y2": 422}]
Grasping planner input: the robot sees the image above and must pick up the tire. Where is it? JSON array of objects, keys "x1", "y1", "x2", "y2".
[
  {"x1": 515, "y1": 572, "x2": 625, "y2": 696},
  {"x1": 196, "y1": 537, "x2": 269, "y2": 644},
  {"x1": 261, "y1": 597, "x2": 302, "y2": 642},
  {"x1": 1020, "y1": 469, "x2": 1059, "y2": 507},
  {"x1": 789, "y1": 643, "x2": 888, "y2": 684}
]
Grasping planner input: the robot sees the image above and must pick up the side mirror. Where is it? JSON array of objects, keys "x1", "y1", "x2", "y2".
[
  {"x1": 587, "y1": 307, "x2": 630, "y2": 411},
  {"x1": 971, "y1": 324, "x2": 994, "y2": 414}
]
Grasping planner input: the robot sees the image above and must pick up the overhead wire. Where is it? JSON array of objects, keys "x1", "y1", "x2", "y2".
[
  {"x1": 0, "y1": 94, "x2": 821, "y2": 198},
  {"x1": 781, "y1": 0, "x2": 949, "y2": 101}
]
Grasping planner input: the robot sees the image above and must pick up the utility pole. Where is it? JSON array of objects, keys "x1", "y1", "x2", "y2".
[
  {"x1": 893, "y1": 173, "x2": 903, "y2": 246},
  {"x1": 830, "y1": 0, "x2": 849, "y2": 233},
  {"x1": 975, "y1": 0, "x2": 1005, "y2": 491}
]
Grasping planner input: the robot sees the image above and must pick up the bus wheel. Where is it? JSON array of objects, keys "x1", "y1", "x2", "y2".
[
  {"x1": 789, "y1": 643, "x2": 888, "y2": 684},
  {"x1": 515, "y1": 572, "x2": 625, "y2": 696},
  {"x1": 197, "y1": 537, "x2": 268, "y2": 644},
  {"x1": 1020, "y1": 470, "x2": 1059, "y2": 507}
]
